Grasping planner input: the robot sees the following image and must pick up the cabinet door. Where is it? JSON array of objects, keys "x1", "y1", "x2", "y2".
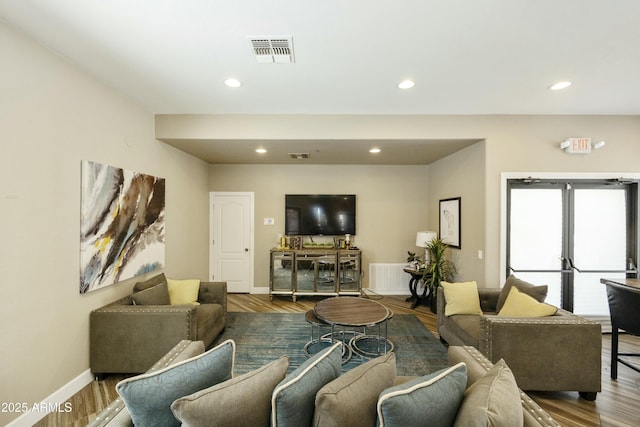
[
  {"x1": 271, "y1": 252, "x2": 294, "y2": 291},
  {"x1": 339, "y1": 252, "x2": 361, "y2": 292}
]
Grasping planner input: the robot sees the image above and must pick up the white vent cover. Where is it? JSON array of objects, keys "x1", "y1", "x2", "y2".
[
  {"x1": 248, "y1": 36, "x2": 294, "y2": 63},
  {"x1": 288, "y1": 153, "x2": 309, "y2": 159}
]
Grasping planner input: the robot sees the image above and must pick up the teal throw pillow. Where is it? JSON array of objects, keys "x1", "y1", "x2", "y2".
[
  {"x1": 116, "y1": 339, "x2": 235, "y2": 427},
  {"x1": 271, "y1": 342, "x2": 342, "y2": 427},
  {"x1": 377, "y1": 362, "x2": 467, "y2": 427}
]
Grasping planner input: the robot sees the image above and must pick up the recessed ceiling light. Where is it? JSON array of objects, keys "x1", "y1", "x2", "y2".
[
  {"x1": 224, "y1": 78, "x2": 242, "y2": 88},
  {"x1": 398, "y1": 80, "x2": 415, "y2": 89},
  {"x1": 549, "y1": 81, "x2": 572, "y2": 90},
  {"x1": 369, "y1": 148, "x2": 381, "y2": 154},
  {"x1": 255, "y1": 148, "x2": 267, "y2": 154}
]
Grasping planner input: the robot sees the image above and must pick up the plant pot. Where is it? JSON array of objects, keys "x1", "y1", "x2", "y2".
[{"x1": 429, "y1": 295, "x2": 437, "y2": 314}]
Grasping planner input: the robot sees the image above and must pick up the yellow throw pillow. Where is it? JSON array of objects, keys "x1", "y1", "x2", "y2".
[
  {"x1": 442, "y1": 281, "x2": 483, "y2": 317},
  {"x1": 167, "y1": 278, "x2": 201, "y2": 305},
  {"x1": 498, "y1": 287, "x2": 557, "y2": 317}
]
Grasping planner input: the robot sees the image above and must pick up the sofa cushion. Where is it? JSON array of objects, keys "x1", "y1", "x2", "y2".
[
  {"x1": 314, "y1": 351, "x2": 396, "y2": 427},
  {"x1": 171, "y1": 356, "x2": 289, "y2": 427},
  {"x1": 498, "y1": 287, "x2": 558, "y2": 317},
  {"x1": 453, "y1": 359, "x2": 523, "y2": 427},
  {"x1": 272, "y1": 342, "x2": 342, "y2": 427},
  {"x1": 116, "y1": 339, "x2": 235, "y2": 427},
  {"x1": 167, "y1": 278, "x2": 200, "y2": 305},
  {"x1": 133, "y1": 273, "x2": 167, "y2": 292},
  {"x1": 132, "y1": 282, "x2": 170, "y2": 305},
  {"x1": 442, "y1": 281, "x2": 483, "y2": 316},
  {"x1": 377, "y1": 362, "x2": 467, "y2": 427},
  {"x1": 496, "y1": 275, "x2": 548, "y2": 313}
]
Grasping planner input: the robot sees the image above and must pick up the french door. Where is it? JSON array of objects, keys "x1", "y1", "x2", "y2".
[{"x1": 506, "y1": 179, "x2": 638, "y2": 316}]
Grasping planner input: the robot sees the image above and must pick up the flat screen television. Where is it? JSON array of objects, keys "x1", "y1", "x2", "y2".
[{"x1": 285, "y1": 194, "x2": 356, "y2": 236}]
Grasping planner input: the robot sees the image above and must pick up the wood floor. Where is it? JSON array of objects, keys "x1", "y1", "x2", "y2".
[{"x1": 35, "y1": 293, "x2": 640, "y2": 427}]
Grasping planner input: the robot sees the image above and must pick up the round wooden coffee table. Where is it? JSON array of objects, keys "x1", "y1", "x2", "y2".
[{"x1": 314, "y1": 296, "x2": 394, "y2": 360}]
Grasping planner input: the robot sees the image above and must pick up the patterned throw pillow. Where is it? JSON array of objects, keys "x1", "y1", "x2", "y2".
[
  {"x1": 171, "y1": 356, "x2": 289, "y2": 426},
  {"x1": 116, "y1": 339, "x2": 235, "y2": 427},
  {"x1": 377, "y1": 362, "x2": 467, "y2": 427},
  {"x1": 314, "y1": 352, "x2": 397, "y2": 427},
  {"x1": 272, "y1": 342, "x2": 342, "y2": 426},
  {"x1": 453, "y1": 359, "x2": 523, "y2": 427}
]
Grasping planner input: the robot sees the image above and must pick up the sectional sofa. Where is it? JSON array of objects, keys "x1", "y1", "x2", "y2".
[{"x1": 87, "y1": 339, "x2": 560, "y2": 427}]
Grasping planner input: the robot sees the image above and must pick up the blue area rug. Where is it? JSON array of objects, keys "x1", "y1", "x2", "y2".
[{"x1": 212, "y1": 312, "x2": 448, "y2": 376}]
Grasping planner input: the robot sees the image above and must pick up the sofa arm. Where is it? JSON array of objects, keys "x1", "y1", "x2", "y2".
[
  {"x1": 90, "y1": 305, "x2": 199, "y2": 375},
  {"x1": 448, "y1": 346, "x2": 561, "y2": 427},
  {"x1": 478, "y1": 312, "x2": 601, "y2": 393},
  {"x1": 198, "y1": 281, "x2": 227, "y2": 310}
]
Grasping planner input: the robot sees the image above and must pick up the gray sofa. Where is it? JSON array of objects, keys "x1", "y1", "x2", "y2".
[
  {"x1": 437, "y1": 280, "x2": 601, "y2": 400},
  {"x1": 88, "y1": 340, "x2": 560, "y2": 427},
  {"x1": 90, "y1": 273, "x2": 226, "y2": 376}
]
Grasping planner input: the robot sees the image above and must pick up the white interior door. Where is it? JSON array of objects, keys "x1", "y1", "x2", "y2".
[{"x1": 210, "y1": 192, "x2": 254, "y2": 293}]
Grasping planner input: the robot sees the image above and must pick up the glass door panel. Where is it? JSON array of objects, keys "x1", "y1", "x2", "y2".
[
  {"x1": 573, "y1": 189, "x2": 627, "y2": 315},
  {"x1": 509, "y1": 188, "x2": 564, "y2": 307}
]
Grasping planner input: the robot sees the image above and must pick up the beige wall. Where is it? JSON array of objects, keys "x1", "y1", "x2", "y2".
[
  {"x1": 208, "y1": 164, "x2": 430, "y2": 288},
  {"x1": 167, "y1": 113, "x2": 640, "y2": 289},
  {"x1": 0, "y1": 22, "x2": 210, "y2": 425},
  {"x1": 428, "y1": 141, "x2": 486, "y2": 283}
]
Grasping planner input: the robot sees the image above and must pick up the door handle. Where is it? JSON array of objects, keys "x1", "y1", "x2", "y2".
[{"x1": 245, "y1": 248, "x2": 249, "y2": 252}]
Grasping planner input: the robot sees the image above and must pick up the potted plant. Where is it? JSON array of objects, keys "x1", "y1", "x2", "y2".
[{"x1": 423, "y1": 237, "x2": 456, "y2": 313}]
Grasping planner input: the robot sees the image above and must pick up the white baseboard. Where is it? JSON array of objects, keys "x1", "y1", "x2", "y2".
[
  {"x1": 251, "y1": 285, "x2": 270, "y2": 295},
  {"x1": 6, "y1": 369, "x2": 94, "y2": 427}
]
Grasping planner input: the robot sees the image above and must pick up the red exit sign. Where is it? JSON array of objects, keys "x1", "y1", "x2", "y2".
[{"x1": 566, "y1": 137, "x2": 592, "y2": 154}]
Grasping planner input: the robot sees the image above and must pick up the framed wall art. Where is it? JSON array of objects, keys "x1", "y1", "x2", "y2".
[
  {"x1": 80, "y1": 160, "x2": 165, "y2": 293},
  {"x1": 439, "y1": 197, "x2": 461, "y2": 249}
]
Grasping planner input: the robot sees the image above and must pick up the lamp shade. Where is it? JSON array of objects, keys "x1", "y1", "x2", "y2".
[{"x1": 416, "y1": 231, "x2": 437, "y2": 248}]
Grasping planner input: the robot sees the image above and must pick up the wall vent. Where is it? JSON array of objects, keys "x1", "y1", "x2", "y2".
[
  {"x1": 248, "y1": 36, "x2": 295, "y2": 63},
  {"x1": 288, "y1": 153, "x2": 309, "y2": 159}
]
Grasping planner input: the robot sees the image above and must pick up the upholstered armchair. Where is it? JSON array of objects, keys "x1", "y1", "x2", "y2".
[{"x1": 90, "y1": 274, "x2": 227, "y2": 376}]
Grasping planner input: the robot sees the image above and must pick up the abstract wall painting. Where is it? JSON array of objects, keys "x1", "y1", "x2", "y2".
[{"x1": 80, "y1": 160, "x2": 165, "y2": 294}]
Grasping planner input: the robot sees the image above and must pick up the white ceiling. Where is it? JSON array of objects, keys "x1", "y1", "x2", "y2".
[{"x1": 2, "y1": 0, "x2": 639, "y2": 164}]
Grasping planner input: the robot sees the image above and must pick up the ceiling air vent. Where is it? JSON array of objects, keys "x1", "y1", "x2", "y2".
[
  {"x1": 289, "y1": 153, "x2": 309, "y2": 159},
  {"x1": 248, "y1": 36, "x2": 295, "y2": 63}
]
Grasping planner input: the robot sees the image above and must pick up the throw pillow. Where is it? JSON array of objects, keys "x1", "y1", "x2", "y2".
[
  {"x1": 314, "y1": 351, "x2": 396, "y2": 427},
  {"x1": 453, "y1": 359, "x2": 524, "y2": 427},
  {"x1": 442, "y1": 281, "x2": 483, "y2": 316},
  {"x1": 167, "y1": 278, "x2": 200, "y2": 305},
  {"x1": 133, "y1": 273, "x2": 167, "y2": 293},
  {"x1": 498, "y1": 287, "x2": 558, "y2": 317},
  {"x1": 132, "y1": 282, "x2": 170, "y2": 305},
  {"x1": 272, "y1": 342, "x2": 342, "y2": 427},
  {"x1": 116, "y1": 339, "x2": 235, "y2": 427},
  {"x1": 377, "y1": 362, "x2": 467, "y2": 427},
  {"x1": 496, "y1": 275, "x2": 548, "y2": 313},
  {"x1": 171, "y1": 355, "x2": 289, "y2": 427}
]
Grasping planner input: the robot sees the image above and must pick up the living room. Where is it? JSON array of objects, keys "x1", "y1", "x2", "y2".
[{"x1": 2, "y1": 2, "x2": 640, "y2": 426}]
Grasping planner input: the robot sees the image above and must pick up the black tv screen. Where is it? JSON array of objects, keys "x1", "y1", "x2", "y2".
[{"x1": 285, "y1": 194, "x2": 356, "y2": 236}]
